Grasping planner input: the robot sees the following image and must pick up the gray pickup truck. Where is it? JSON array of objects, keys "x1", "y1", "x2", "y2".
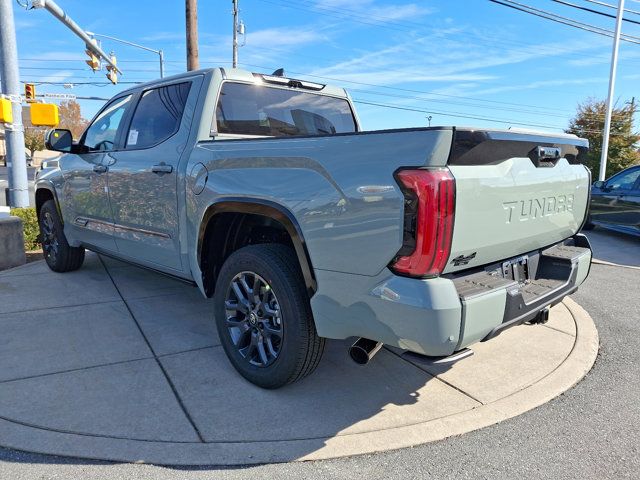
[{"x1": 37, "y1": 67, "x2": 592, "y2": 388}]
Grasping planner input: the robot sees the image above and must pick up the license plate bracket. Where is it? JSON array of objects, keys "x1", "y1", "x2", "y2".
[{"x1": 502, "y1": 255, "x2": 530, "y2": 283}]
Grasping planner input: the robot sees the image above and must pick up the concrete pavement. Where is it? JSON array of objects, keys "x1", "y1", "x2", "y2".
[
  {"x1": 0, "y1": 251, "x2": 598, "y2": 466},
  {"x1": 584, "y1": 228, "x2": 640, "y2": 268}
]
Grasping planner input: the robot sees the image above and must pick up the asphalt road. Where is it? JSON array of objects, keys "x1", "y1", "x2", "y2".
[
  {"x1": 0, "y1": 244, "x2": 638, "y2": 479},
  {"x1": 0, "y1": 166, "x2": 37, "y2": 207}
]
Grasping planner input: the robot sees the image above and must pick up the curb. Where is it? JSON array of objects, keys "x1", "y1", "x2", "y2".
[
  {"x1": 591, "y1": 258, "x2": 640, "y2": 271},
  {"x1": 0, "y1": 298, "x2": 599, "y2": 466}
]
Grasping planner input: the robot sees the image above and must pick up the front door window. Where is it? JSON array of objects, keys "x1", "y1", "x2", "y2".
[{"x1": 83, "y1": 95, "x2": 132, "y2": 152}]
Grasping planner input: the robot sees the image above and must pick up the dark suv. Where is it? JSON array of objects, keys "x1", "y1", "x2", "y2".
[{"x1": 585, "y1": 165, "x2": 640, "y2": 236}]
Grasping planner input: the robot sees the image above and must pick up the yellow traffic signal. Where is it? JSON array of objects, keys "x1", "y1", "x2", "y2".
[
  {"x1": 106, "y1": 54, "x2": 117, "y2": 85},
  {"x1": 0, "y1": 97, "x2": 13, "y2": 123},
  {"x1": 85, "y1": 40, "x2": 100, "y2": 71},
  {"x1": 24, "y1": 83, "x2": 36, "y2": 103}
]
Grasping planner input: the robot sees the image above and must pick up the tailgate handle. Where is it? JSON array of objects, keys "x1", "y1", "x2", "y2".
[{"x1": 528, "y1": 146, "x2": 561, "y2": 167}]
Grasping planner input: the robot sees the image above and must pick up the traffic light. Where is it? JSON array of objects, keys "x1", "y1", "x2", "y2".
[
  {"x1": 24, "y1": 83, "x2": 36, "y2": 103},
  {"x1": 106, "y1": 54, "x2": 117, "y2": 85},
  {"x1": 85, "y1": 40, "x2": 100, "y2": 71}
]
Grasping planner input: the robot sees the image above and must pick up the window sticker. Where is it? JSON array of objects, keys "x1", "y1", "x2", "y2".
[{"x1": 127, "y1": 129, "x2": 139, "y2": 145}]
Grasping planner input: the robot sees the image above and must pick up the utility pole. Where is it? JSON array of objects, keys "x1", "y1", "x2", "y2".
[
  {"x1": 232, "y1": 0, "x2": 239, "y2": 68},
  {"x1": 599, "y1": 0, "x2": 626, "y2": 181},
  {"x1": 0, "y1": 0, "x2": 29, "y2": 207},
  {"x1": 186, "y1": 0, "x2": 199, "y2": 71}
]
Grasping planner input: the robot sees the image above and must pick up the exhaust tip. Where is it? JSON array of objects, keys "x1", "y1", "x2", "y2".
[
  {"x1": 349, "y1": 338, "x2": 383, "y2": 365},
  {"x1": 349, "y1": 345, "x2": 370, "y2": 365}
]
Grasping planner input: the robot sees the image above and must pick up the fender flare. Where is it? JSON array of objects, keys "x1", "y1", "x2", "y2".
[
  {"x1": 197, "y1": 197, "x2": 317, "y2": 296},
  {"x1": 34, "y1": 180, "x2": 63, "y2": 222}
]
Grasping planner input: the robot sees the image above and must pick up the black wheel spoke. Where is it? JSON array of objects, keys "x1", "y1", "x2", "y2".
[
  {"x1": 263, "y1": 323, "x2": 282, "y2": 339},
  {"x1": 257, "y1": 341, "x2": 269, "y2": 365},
  {"x1": 231, "y1": 281, "x2": 251, "y2": 311},
  {"x1": 225, "y1": 299, "x2": 248, "y2": 314}
]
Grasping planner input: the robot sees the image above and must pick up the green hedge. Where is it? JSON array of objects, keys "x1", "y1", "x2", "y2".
[{"x1": 10, "y1": 207, "x2": 40, "y2": 251}]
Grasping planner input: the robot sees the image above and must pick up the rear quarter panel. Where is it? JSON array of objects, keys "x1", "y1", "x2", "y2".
[{"x1": 185, "y1": 128, "x2": 453, "y2": 278}]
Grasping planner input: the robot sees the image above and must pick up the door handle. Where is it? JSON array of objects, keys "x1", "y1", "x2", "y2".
[
  {"x1": 151, "y1": 163, "x2": 173, "y2": 175},
  {"x1": 93, "y1": 165, "x2": 108, "y2": 173}
]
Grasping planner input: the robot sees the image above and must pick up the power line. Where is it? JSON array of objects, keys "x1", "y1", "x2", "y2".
[
  {"x1": 351, "y1": 99, "x2": 629, "y2": 136},
  {"x1": 238, "y1": 62, "x2": 571, "y2": 112},
  {"x1": 488, "y1": 0, "x2": 640, "y2": 44},
  {"x1": 581, "y1": 0, "x2": 640, "y2": 16},
  {"x1": 19, "y1": 66, "x2": 182, "y2": 74},
  {"x1": 552, "y1": 0, "x2": 640, "y2": 25},
  {"x1": 259, "y1": 0, "x2": 640, "y2": 66}
]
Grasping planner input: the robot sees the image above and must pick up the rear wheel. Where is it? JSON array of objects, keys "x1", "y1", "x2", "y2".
[
  {"x1": 214, "y1": 244, "x2": 325, "y2": 389},
  {"x1": 39, "y1": 199, "x2": 85, "y2": 272}
]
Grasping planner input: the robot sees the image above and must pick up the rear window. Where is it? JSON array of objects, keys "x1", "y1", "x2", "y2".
[{"x1": 215, "y1": 82, "x2": 356, "y2": 137}]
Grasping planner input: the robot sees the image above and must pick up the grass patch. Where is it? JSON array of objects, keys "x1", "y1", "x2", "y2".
[{"x1": 10, "y1": 207, "x2": 40, "y2": 251}]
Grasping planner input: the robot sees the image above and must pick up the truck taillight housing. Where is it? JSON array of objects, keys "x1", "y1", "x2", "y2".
[{"x1": 391, "y1": 168, "x2": 455, "y2": 277}]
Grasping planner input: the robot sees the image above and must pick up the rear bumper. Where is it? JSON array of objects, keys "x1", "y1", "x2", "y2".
[{"x1": 310, "y1": 234, "x2": 592, "y2": 357}]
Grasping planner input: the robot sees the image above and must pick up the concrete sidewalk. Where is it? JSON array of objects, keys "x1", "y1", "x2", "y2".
[{"x1": 0, "y1": 253, "x2": 598, "y2": 466}]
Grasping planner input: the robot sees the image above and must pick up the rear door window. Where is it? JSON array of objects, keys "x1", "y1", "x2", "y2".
[
  {"x1": 215, "y1": 82, "x2": 356, "y2": 137},
  {"x1": 126, "y1": 82, "x2": 191, "y2": 149}
]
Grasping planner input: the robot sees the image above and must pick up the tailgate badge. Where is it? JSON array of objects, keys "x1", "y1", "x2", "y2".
[{"x1": 451, "y1": 252, "x2": 476, "y2": 266}]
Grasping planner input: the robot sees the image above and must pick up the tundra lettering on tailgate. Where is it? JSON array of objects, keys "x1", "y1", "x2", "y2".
[{"x1": 502, "y1": 194, "x2": 575, "y2": 224}]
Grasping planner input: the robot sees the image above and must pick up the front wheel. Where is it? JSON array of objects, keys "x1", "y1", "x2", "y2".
[
  {"x1": 582, "y1": 215, "x2": 596, "y2": 231},
  {"x1": 214, "y1": 244, "x2": 325, "y2": 389},
  {"x1": 39, "y1": 199, "x2": 85, "y2": 272}
]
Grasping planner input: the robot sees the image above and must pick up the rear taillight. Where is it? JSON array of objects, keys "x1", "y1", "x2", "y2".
[{"x1": 391, "y1": 168, "x2": 455, "y2": 277}]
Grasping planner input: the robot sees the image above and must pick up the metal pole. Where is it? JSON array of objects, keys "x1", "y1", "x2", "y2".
[
  {"x1": 599, "y1": 0, "x2": 626, "y2": 181},
  {"x1": 186, "y1": 0, "x2": 199, "y2": 71},
  {"x1": 232, "y1": 0, "x2": 239, "y2": 68},
  {"x1": 86, "y1": 32, "x2": 163, "y2": 78},
  {"x1": 32, "y1": 0, "x2": 122, "y2": 74},
  {"x1": 0, "y1": 0, "x2": 29, "y2": 207}
]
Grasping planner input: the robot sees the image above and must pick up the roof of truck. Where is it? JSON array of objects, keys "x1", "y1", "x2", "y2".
[{"x1": 118, "y1": 67, "x2": 350, "y2": 98}]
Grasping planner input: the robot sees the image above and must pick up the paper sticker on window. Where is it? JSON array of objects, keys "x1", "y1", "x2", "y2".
[{"x1": 127, "y1": 129, "x2": 139, "y2": 145}]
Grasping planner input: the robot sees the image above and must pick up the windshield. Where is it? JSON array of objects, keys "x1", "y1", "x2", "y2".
[{"x1": 215, "y1": 82, "x2": 357, "y2": 137}]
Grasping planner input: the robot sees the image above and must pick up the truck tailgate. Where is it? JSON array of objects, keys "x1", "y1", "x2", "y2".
[{"x1": 443, "y1": 129, "x2": 590, "y2": 274}]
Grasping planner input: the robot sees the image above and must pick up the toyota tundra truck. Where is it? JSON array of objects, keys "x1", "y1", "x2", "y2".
[{"x1": 36, "y1": 67, "x2": 592, "y2": 388}]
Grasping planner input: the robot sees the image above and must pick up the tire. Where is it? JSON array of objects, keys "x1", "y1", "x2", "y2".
[
  {"x1": 39, "y1": 199, "x2": 85, "y2": 272},
  {"x1": 214, "y1": 244, "x2": 325, "y2": 389},
  {"x1": 582, "y1": 215, "x2": 596, "y2": 231}
]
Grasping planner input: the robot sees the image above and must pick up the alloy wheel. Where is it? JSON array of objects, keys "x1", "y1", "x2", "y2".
[
  {"x1": 41, "y1": 212, "x2": 59, "y2": 264},
  {"x1": 224, "y1": 271, "x2": 283, "y2": 367}
]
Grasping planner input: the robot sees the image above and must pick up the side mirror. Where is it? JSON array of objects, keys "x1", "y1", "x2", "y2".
[
  {"x1": 593, "y1": 180, "x2": 605, "y2": 189},
  {"x1": 45, "y1": 129, "x2": 73, "y2": 152}
]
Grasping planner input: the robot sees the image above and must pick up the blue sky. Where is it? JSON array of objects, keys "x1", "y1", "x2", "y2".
[{"x1": 12, "y1": 0, "x2": 640, "y2": 133}]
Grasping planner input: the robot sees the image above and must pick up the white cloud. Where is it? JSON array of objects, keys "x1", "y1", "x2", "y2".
[
  {"x1": 471, "y1": 78, "x2": 606, "y2": 96},
  {"x1": 246, "y1": 27, "x2": 328, "y2": 48},
  {"x1": 315, "y1": 1, "x2": 432, "y2": 21},
  {"x1": 40, "y1": 70, "x2": 75, "y2": 83},
  {"x1": 307, "y1": 31, "x2": 606, "y2": 88}
]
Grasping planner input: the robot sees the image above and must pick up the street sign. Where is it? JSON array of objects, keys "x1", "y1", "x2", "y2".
[{"x1": 43, "y1": 93, "x2": 77, "y2": 100}]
